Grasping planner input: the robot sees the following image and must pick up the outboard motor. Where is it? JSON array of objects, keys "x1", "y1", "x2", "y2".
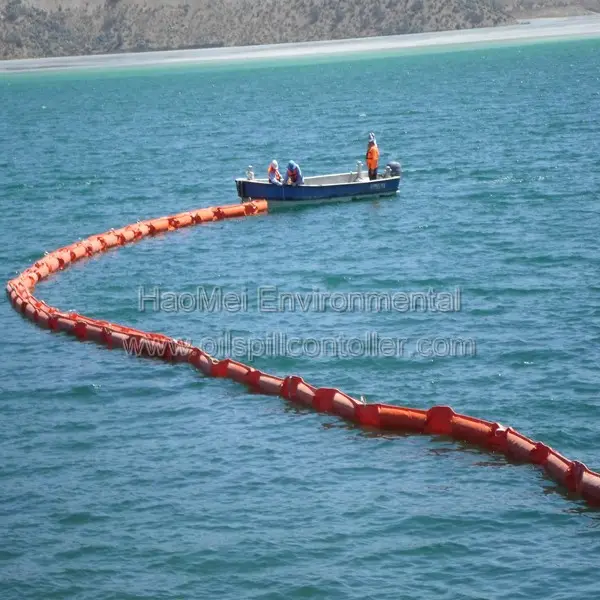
[
  {"x1": 356, "y1": 160, "x2": 363, "y2": 180},
  {"x1": 386, "y1": 161, "x2": 402, "y2": 177}
]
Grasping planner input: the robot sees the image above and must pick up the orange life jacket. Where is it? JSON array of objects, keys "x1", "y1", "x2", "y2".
[
  {"x1": 366, "y1": 144, "x2": 379, "y2": 170},
  {"x1": 268, "y1": 165, "x2": 281, "y2": 181}
]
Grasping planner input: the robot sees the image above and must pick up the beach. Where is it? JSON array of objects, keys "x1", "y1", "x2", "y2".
[{"x1": 1, "y1": 14, "x2": 600, "y2": 73}]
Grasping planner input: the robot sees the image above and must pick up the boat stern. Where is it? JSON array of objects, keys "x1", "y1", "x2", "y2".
[{"x1": 235, "y1": 178, "x2": 245, "y2": 200}]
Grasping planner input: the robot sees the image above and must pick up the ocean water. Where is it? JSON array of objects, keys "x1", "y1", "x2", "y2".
[{"x1": 2, "y1": 38, "x2": 600, "y2": 599}]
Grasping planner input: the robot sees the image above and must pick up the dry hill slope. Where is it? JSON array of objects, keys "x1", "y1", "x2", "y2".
[
  {"x1": 0, "y1": 0, "x2": 599, "y2": 59},
  {"x1": 492, "y1": 0, "x2": 599, "y2": 17}
]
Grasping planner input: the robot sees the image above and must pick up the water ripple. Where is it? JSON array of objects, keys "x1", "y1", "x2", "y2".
[{"x1": 1, "y1": 38, "x2": 600, "y2": 600}]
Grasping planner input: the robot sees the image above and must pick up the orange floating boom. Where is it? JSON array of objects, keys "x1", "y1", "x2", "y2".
[{"x1": 5, "y1": 199, "x2": 600, "y2": 507}]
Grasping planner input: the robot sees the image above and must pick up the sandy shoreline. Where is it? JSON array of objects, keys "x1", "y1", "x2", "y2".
[{"x1": 1, "y1": 15, "x2": 600, "y2": 74}]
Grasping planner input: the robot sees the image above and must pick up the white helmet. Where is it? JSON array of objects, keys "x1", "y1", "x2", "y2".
[{"x1": 271, "y1": 160, "x2": 278, "y2": 169}]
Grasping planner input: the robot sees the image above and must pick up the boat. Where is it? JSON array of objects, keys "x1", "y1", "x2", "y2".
[{"x1": 235, "y1": 161, "x2": 402, "y2": 205}]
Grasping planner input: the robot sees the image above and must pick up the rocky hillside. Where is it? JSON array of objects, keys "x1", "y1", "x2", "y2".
[
  {"x1": 0, "y1": 0, "x2": 598, "y2": 60},
  {"x1": 492, "y1": 0, "x2": 599, "y2": 17}
]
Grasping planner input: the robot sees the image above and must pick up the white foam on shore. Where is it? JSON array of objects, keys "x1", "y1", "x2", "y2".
[{"x1": 2, "y1": 15, "x2": 600, "y2": 73}]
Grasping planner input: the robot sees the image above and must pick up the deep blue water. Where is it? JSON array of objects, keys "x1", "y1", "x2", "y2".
[{"x1": 2, "y1": 38, "x2": 600, "y2": 600}]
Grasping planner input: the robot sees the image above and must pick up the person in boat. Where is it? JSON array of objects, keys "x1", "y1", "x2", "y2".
[
  {"x1": 284, "y1": 161, "x2": 304, "y2": 186},
  {"x1": 366, "y1": 132, "x2": 380, "y2": 181},
  {"x1": 268, "y1": 160, "x2": 282, "y2": 185}
]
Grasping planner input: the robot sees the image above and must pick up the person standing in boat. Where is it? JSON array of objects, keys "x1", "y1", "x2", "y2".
[
  {"x1": 268, "y1": 160, "x2": 282, "y2": 185},
  {"x1": 284, "y1": 161, "x2": 304, "y2": 186},
  {"x1": 366, "y1": 132, "x2": 380, "y2": 180}
]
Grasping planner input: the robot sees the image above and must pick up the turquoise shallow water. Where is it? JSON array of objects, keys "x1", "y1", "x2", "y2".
[{"x1": 2, "y1": 38, "x2": 600, "y2": 599}]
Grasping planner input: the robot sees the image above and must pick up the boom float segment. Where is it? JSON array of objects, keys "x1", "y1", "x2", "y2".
[{"x1": 5, "y1": 200, "x2": 600, "y2": 507}]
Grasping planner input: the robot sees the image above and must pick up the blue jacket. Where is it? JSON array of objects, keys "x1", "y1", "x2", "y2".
[{"x1": 286, "y1": 163, "x2": 304, "y2": 185}]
